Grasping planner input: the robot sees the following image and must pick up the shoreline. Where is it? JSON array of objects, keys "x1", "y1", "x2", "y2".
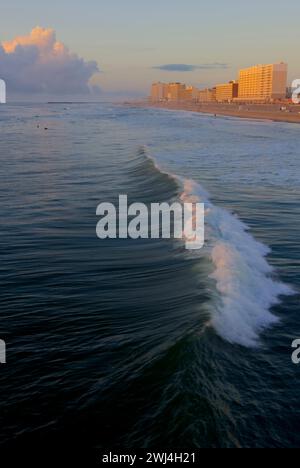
[{"x1": 124, "y1": 101, "x2": 300, "y2": 124}]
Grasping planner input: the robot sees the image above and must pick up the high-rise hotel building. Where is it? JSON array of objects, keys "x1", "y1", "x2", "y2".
[
  {"x1": 167, "y1": 83, "x2": 187, "y2": 101},
  {"x1": 216, "y1": 81, "x2": 239, "y2": 102},
  {"x1": 151, "y1": 82, "x2": 198, "y2": 102},
  {"x1": 238, "y1": 63, "x2": 288, "y2": 101},
  {"x1": 151, "y1": 82, "x2": 169, "y2": 102}
]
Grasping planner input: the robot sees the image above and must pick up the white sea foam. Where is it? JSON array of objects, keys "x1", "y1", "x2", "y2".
[
  {"x1": 181, "y1": 178, "x2": 294, "y2": 348},
  {"x1": 143, "y1": 147, "x2": 294, "y2": 348}
]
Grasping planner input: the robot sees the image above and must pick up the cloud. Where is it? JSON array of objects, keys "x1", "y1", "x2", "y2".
[
  {"x1": 0, "y1": 27, "x2": 100, "y2": 94},
  {"x1": 153, "y1": 63, "x2": 229, "y2": 72}
]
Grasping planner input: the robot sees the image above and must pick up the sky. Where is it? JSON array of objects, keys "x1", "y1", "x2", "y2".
[{"x1": 1, "y1": 0, "x2": 300, "y2": 99}]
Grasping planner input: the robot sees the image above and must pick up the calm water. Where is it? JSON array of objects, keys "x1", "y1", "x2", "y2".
[{"x1": 0, "y1": 103, "x2": 300, "y2": 449}]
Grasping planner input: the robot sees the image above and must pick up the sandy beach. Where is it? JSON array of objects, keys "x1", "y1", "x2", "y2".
[{"x1": 126, "y1": 101, "x2": 300, "y2": 124}]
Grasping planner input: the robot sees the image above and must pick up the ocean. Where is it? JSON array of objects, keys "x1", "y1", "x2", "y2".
[{"x1": 0, "y1": 102, "x2": 299, "y2": 449}]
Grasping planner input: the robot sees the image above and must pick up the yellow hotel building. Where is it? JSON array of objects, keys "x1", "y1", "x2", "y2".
[
  {"x1": 151, "y1": 82, "x2": 200, "y2": 102},
  {"x1": 216, "y1": 81, "x2": 239, "y2": 102},
  {"x1": 198, "y1": 88, "x2": 216, "y2": 102},
  {"x1": 167, "y1": 82, "x2": 187, "y2": 101},
  {"x1": 151, "y1": 82, "x2": 169, "y2": 102},
  {"x1": 238, "y1": 63, "x2": 288, "y2": 101}
]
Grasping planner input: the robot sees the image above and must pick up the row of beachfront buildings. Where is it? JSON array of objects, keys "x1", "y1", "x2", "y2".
[{"x1": 151, "y1": 63, "x2": 288, "y2": 103}]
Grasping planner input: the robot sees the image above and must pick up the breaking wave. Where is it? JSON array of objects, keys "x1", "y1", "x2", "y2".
[{"x1": 142, "y1": 146, "x2": 294, "y2": 348}]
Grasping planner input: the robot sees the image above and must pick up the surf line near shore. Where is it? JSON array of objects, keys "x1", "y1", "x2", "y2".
[{"x1": 125, "y1": 101, "x2": 300, "y2": 124}]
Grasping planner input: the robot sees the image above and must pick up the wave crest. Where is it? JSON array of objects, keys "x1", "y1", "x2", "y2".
[{"x1": 143, "y1": 148, "x2": 294, "y2": 348}]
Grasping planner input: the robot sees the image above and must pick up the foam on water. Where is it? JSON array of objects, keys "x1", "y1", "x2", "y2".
[
  {"x1": 182, "y1": 179, "x2": 295, "y2": 347},
  {"x1": 144, "y1": 148, "x2": 294, "y2": 348}
]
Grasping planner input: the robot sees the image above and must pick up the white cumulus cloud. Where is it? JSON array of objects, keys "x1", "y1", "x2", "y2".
[{"x1": 0, "y1": 26, "x2": 100, "y2": 94}]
